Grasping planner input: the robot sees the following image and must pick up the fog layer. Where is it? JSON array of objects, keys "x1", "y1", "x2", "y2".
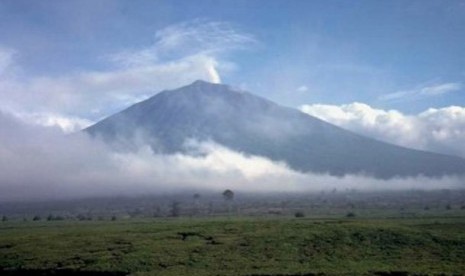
[{"x1": 0, "y1": 111, "x2": 463, "y2": 202}]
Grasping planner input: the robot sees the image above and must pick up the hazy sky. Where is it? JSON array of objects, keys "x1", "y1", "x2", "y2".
[
  {"x1": 1, "y1": 1, "x2": 465, "y2": 200},
  {"x1": 1, "y1": 1, "x2": 465, "y2": 116}
]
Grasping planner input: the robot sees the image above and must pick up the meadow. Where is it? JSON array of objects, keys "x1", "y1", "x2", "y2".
[
  {"x1": 1, "y1": 215, "x2": 465, "y2": 275},
  {"x1": 1, "y1": 190, "x2": 465, "y2": 275}
]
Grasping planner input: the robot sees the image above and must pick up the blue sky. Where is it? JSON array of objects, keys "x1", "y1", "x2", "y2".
[{"x1": 0, "y1": 0, "x2": 464, "y2": 123}]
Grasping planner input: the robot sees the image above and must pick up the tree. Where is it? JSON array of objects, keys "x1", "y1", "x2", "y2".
[
  {"x1": 294, "y1": 211, "x2": 305, "y2": 218},
  {"x1": 346, "y1": 212, "x2": 356, "y2": 218},
  {"x1": 170, "y1": 201, "x2": 180, "y2": 217},
  {"x1": 222, "y1": 189, "x2": 234, "y2": 215},
  {"x1": 193, "y1": 193, "x2": 201, "y2": 216},
  {"x1": 222, "y1": 189, "x2": 234, "y2": 201},
  {"x1": 1, "y1": 215, "x2": 7, "y2": 222}
]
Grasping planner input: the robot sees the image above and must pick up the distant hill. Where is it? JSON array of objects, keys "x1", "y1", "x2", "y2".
[{"x1": 86, "y1": 80, "x2": 465, "y2": 179}]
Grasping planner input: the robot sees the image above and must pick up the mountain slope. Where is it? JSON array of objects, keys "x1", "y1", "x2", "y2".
[{"x1": 85, "y1": 80, "x2": 465, "y2": 178}]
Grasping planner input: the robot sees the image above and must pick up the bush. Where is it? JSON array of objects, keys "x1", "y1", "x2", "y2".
[
  {"x1": 294, "y1": 211, "x2": 305, "y2": 218},
  {"x1": 47, "y1": 215, "x2": 65, "y2": 221},
  {"x1": 346, "y1": 212, "x2": 356, "y2": 218}
]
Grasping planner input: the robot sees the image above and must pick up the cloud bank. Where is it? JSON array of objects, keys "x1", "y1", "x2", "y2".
[
  {"x1": 0, "y1": 111, "x2": 463, "y2": 202},
  {"x1": 301, "y1": 103, "x2": 465, "y2": 158}
]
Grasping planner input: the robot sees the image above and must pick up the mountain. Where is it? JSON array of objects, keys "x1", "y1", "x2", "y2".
[{"x1": 85, "y1": 80, "x2": 465, "y2": 179}]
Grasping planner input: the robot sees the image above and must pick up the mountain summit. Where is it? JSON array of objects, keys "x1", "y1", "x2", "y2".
[{"x1": 86, "y1": 80, "x2": 465, "y2": 178}]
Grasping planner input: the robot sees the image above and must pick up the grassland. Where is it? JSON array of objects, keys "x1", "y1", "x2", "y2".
[{"x1": 1, "y1": 215, "x2": 465, "y2": 276}]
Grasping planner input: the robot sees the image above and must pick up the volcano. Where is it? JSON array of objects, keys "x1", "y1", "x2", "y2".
[{"x1": 85, "y1": 80, "x2": 465, "y2": 179}]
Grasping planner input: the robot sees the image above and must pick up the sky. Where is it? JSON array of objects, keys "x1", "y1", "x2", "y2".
[
  {"x1": 1, "y1": 0, "x2": 465, "y2": 200},
  {"x1": 1, "y1": 1, "x2": 465, "y2": 116}
]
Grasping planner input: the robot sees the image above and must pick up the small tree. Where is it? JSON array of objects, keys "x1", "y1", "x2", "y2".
[
  {"x1": 193, "y1": 193, "x2": 201, "y2": 216},
  {"x1": 222, "y1": 189, "x2": 234, "y2": 201},
  {"x1": 77, "y1": 214, "x2": 87, "y2": 221},
  {"x1": 294, "y1": 211, "x2": 305, "y2": 218},
  {"x1": 170, "y1": 201, "x2": 180, "y2": 217},
  {"x1": 1, "y1": 215, "x2": 7, "y2": 222},
  {"x1": 346, "y1": 212, "x2": 356, "y2": 218},
  {"x1": 208, "y1": 201, "x2": 214, "y2": 215},
  {"x1": 33, "y1": 215, "x2": 41, "y2": 221},
  {"x1": 222, "y1": 189, "x2": 234, "y2": 215}
]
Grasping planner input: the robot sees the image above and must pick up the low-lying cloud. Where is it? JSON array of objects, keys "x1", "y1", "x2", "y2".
[
  {"x1": 0, "y1": 111, "x2": 463, "y2": 202},
  {"x1": 300, "y1": 103, "x2": 465, "y2": 158}
]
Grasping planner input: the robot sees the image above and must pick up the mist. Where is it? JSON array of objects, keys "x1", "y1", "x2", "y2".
[{"x1": 1, "y1": 110, "x2": 463, "y2": 203}]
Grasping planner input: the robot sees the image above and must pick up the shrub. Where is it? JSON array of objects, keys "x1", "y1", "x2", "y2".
[
  {"x1": 294, "y1": 211, "x2": 305, "y2": 218},
  {"x1": 346, "y1": 212, "x2": 356, "y2": 218}
]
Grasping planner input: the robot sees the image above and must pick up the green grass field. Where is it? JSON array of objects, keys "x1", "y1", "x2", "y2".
[{"x1": 1, "y1": 216, "x2": 465, "y2": 275}]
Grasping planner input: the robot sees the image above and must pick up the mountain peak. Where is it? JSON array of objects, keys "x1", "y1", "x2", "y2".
[
  {"x1": 188, "y1": 79, "x2": 225, "y2": 89},
  {"x1": 169, "y1": 80, "x2": 244, "y2": 98},
  {"x1": 191, "y1": 79, "x2": 215, "y2": 86},
  {"x1": 187, "y1": 79, "x2": 244, "y2": 92}
]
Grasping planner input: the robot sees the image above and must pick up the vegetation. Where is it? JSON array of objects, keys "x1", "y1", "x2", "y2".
[
  {"x1": 294, "y1": 211, "x2": 305, "y2": 218},
  {"x1": 222, "y1": 189, "x2": 234, "y2": 201},
  {"x1": 1, "y1": 190, "x2": 465, "y2": 275},
  {"x1": 346, "y1": 211, "x2": 356, "y2": 218},
  {"x1": 0, "y1": 216, "x2": 464, "y2": 275}
]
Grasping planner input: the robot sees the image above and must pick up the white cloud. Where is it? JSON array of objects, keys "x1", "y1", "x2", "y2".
[
  {"x1": 420, "y1": 83, "x2": 462, "y2": 96},
  {"x1": 301, "y1": 103, "x2": 465, "y2": 158},
  {"x1": 13, "y1": 112, "x2": 93, "y2": 133},
  {"x1": 380, "y1": 82, "x2": 462, "y2": 101},
  {"x1": 152, "y1": 20, "x2": 255, "y2": 58},
  {"x1": 0, "y1": 21, "x2": 254, "y2": 128},
  {"x1": 108, "y1": 20, "x2": 255, "y2": 73}
]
